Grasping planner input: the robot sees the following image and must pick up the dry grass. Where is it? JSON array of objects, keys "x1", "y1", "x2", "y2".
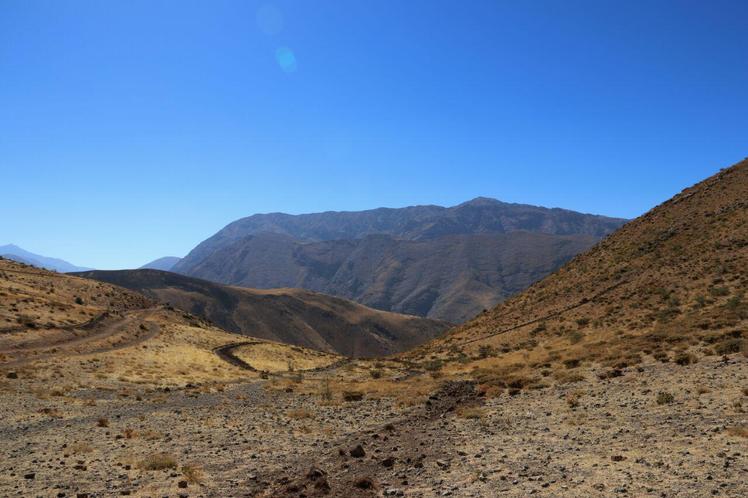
[
  {"x1": 182, "y1": 464, "x2": 205, "y2": 484},
  {"x1": 140, "y1": 452, "x2": 177, "y2": 471},
  {"x1": 68, "y1": 441, "x2": 93, "y2": 454},
  {"x1": 287, "y1": 408, "x2": 314, "y2": 420},
  {"x1": 725, "y1": 425, "x2": 748, "y2": 438},
  {"x1": 232, "y1": 342, "x2": 338, "y2": 372},
  {"x1": 456, "y1": 406, "x2": 486, "y2": 420}
]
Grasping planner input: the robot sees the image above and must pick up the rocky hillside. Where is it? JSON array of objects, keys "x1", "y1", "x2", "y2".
[
  {"x1": 174, "y1": 198, "x2": 625, "y2": 322},
  {"x1": 406, "y1": 158, "x2": 748, "y2": 375},
  {"x1": 75, "y1": 269, "x2": 449, "y2": 357}
]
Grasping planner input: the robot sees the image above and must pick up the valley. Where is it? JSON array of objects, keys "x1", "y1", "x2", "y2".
[{"x1": 1, "y1": 159, "x2": 746, "y2": 497}]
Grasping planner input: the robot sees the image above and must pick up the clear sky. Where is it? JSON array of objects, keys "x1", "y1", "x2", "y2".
[{"x1": 2, "y1": 0, "x2": 747, "y2": 269}]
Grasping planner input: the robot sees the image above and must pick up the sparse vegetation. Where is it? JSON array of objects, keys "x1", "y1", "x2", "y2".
[
  {"x1": 656, "y1": 391, "x2": 675, "y2": 405},
  {"x1": 456, "y1": 406, "x2": 486, "y2": 420},
  {"x1": 140, "y1": 453, "x2": 178, "y2": 471},
  {"x1": 182, "y1": 464, "x2": 205, "y2": 484}
]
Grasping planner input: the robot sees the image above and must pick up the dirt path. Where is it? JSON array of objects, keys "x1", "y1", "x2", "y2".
[
  {"x1": 213, "y1": 341, "x2": 264, "y2": 372},
  {"x1": 0, "y1": 307, "x2": 161, "y2": 367},
  {"x1": 213, "y1": 341, "x2": 351, "y2": 375},
  {"x1": 253, "y1": 380, "x2": 482, "y2": 497}
]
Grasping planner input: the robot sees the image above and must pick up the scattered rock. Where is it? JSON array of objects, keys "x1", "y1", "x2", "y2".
[{"x1": 350, "y1": 445, "x2": 366, "y2": 458}]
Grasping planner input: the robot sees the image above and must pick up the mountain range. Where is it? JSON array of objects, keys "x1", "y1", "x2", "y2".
[
  {"x1": 0, "y1": 244, "x2": 91, "y2": 273},
  {"x1": 174, "y1": 197, "x2": 626, "y2": 322}
]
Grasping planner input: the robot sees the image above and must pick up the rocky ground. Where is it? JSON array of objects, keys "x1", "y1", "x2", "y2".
[{"x1": 1, "y1": 353, "x2": 746, "y2": 497}]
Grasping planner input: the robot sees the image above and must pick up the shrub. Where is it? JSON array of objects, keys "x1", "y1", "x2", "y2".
[
  {"x1": 715, "y1": 339, "x2": 743, "y2": 355},
  {"x1": 726, "y1": 295, "x2": 742, "y2": 310},
  {"x1": 424, "y1": 359, "x2": 444, "y2": 372},
  {"x1": 710, "y1": 287, "x2": 730, "y2": 297},
  {"x1": 566, "y1": 391, "x2": 584, "y2": 408},
  {"x1": 656, "y1": 391, "x2": 674, "y2": 405},
  {"x1": 674, "y1": 352, "x2": 696, "y2": 365},
  {"x1": 456, "y1": 406, "x2": 486, "y2": 420},
  {"x1": 140, "y1": 453, "x2": 177, "y2": 471},
  {"x1": 343, "y1": 391, "x2": 364, "y2": 402},
  {"x1": 182, "y1": 464, "x2": 205, "y2": 484},
  {"x1": 96, "y1": 417, "x2": 109, "y2": 428},
  {"x1": 287, "y1": 408, "x2": 313, "y2": 420},
  {"x1": 568, "y1": 331, "x2": 584, "y2": 344},
  {"x1": 369, "y1": 369, "x2": 383, "y2": 379},
  {"x1": 75, "y1": 297, "x2": 84, "y2": 305},
  {"x1": 478, "y1": 345, "x2": 494, "y2": 359},
  {"x1": 725, "y1": 425, "x2": 748, "y2": 438}
]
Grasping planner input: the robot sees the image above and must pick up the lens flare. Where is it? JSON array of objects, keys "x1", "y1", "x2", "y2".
[{"x1": 275, "y1": 47, "x2": 297, "y2": 73}]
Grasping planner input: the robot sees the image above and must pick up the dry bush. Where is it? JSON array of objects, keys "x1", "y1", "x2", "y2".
[
  {"x1": 554, "y1": 371, "x2": 585, "y2": 384},
  {"x1": 656, "y1": 391, "x2": 675, "y2": 405},
  {"x1": 96, "y1": 417, "x2": 109, "y2": 428},
  {"x1": 140, "y1": 453, "x2": 177, "y2": 471},
  {"x1": 68, "y1": 441, "x2": 93, "y2": 454},
  {"x1": 287, "y1": 408, "x2": 314, "y2": 420},
  {"x1": 343, "y1": 391, "x2": 364, "y2": 402},
  {"x1": 725, "y1": 425, "x2": 748, "y2": 438},
  {"x1": 456, "y1": 406, "x2": 486, "y2": 420},
  {"x1": 566, "y1": 390, "x2": 584, "y2": 409},
  {"x1": 182, "y1": 464, "x2": 205, "y2": 484}
]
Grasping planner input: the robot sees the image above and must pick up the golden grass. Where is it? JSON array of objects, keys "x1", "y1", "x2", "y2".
[{"x1": 232, "y1": 342, "x2": 338, "y2": 372}]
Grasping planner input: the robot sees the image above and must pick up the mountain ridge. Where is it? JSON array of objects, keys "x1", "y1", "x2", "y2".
[{"x1": 173, "y1": 198, "x2": 626, "y2": 322}]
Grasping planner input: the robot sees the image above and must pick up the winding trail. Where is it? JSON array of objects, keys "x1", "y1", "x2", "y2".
[
  {"x1": 0, "y1": 307, "x2": 161, "y2": 368},
  {"x1": 212, "y1": 341, "x2": 351, "y2": 375}
]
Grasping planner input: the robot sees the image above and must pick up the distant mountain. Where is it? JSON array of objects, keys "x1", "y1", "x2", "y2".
[
  {"x1": 139, "y1": 256, "x2": 181, "y2": 271},
  {"x1": 0, "y1": 244, "x2": 91, "y2": 273},
  {"x1": 173, "y1": 199, "x2": 626, "y2": 322},
  {"x1": 75, "y1": 269, "x2": 450, "y2": 357}
]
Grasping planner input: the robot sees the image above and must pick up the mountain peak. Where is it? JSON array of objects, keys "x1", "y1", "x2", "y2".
[{"x1": 457, "y1": 197, "x2": 504, "y2": 207}]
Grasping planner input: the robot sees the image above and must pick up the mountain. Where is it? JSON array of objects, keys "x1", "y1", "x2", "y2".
[
  {"x1": 74, "y1": 268, "x2": 450, "y2": 357},
  {"x1": 0, "y1": 244, "x2": 91, "y2": 273},
  {"x1": 176, "y1": 231, "x2": 600, "y2": 322},
  {"x1": 139, "y1": 256, "x2": 181, "y2": 271},
  {"x1": 407, "y1": 158, "x2": 748, "y2": 371},
  {"x1": 173, "y1": 198, "x2": 626, "y2": 322}
]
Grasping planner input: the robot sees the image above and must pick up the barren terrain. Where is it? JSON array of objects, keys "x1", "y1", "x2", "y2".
[{"x1": 1, "y1": 159, "x2": 747, "y2": 497}]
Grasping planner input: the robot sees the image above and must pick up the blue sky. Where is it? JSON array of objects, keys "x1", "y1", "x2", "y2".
[{"x1": 2, "y1": 0, "x2": 747, "y2": 269}]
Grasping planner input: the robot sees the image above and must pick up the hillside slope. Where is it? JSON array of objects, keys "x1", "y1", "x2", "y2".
[
  {"x1": 75, "y1": 269, "x2": 450, "y2": 357},
  {"x1": 406, "y1": 158, "x2": 748, "y2": 376}
]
